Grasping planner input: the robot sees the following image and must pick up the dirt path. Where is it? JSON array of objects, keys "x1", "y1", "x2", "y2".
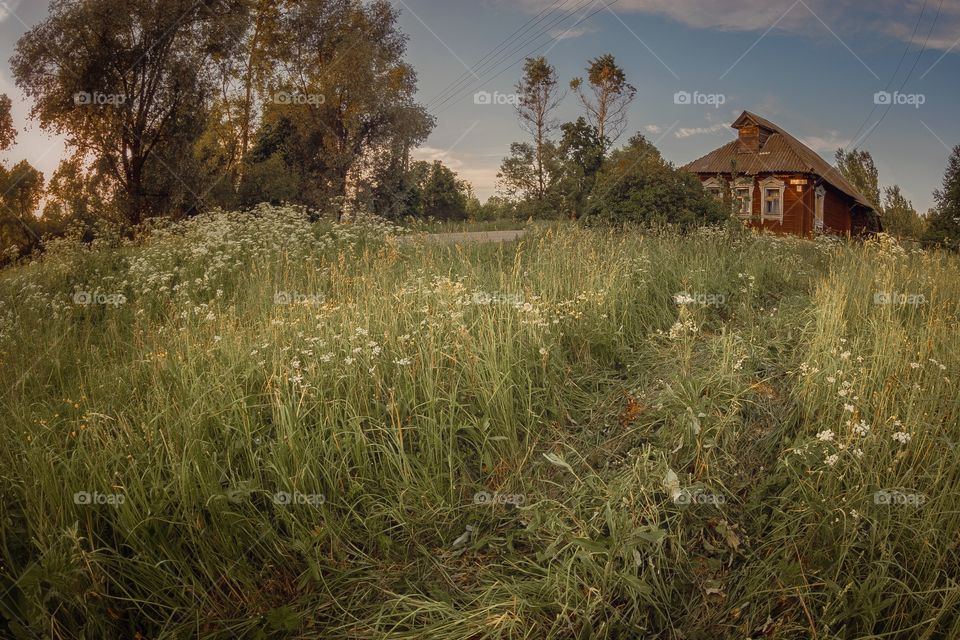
[{"x1": 400, "y1": 229, "x2": 527, "y2": 245}]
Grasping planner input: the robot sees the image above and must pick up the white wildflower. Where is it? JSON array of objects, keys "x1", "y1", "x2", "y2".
[{"x1": 892, "y1": 431, "x2": 912, "y2": 445}]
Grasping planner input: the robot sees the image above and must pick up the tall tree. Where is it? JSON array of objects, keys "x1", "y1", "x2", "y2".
[
  {"x1": 555, "y1": 117, "x2": 605, "y2": 219},
  {"x1": 497, "y1": 142, "x2": 543, "y2": 203},
  {"x1": 259, "y1": 0, "x2": 433, "y2": 212},
  {"x1": 201, "y1": 0, "x2": 280, "y2": 190},
  {"x1": 420, "y1": 161, "x2": 467, "y2": 220},
  {"x1": 570, "y1": 55, "x2": 636, "y2": 154},
  {"x1": 0, "y1": 160, "x2": 44, "y2": 258},
  {"x1": 835, "y1": 148, "x2": 882, "y2": 211},
  {"x1": 0, "y1": 94, "x2": 14, "y2": 151},
  {"x1": 12, "y1": 0, "x2": 246, "y2": 226},
  {"x1": 0, "y1": 96, "x2": 45, "y2": 259},
  {"x1": 926, "y1": 145, "x2": 960, "y2": 245},
  {"x1": 41, "y1": 157, "x2": 112, "y2": 228},
  {"x1": 515, "y1": 57, "x2": 562, "y2": 201},
  {"x1": 882, "y1": 185, "x2": 925, "y2": 240}
]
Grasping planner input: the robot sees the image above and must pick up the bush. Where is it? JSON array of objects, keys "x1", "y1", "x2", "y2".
[{"x1": 584, "y1": 134, "x2": 728, "y2": 228}]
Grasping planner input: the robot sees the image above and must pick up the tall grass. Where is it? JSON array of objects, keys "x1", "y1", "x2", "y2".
[{"x1": 1, "y1": 207, "x2": 958, "y2": 638}]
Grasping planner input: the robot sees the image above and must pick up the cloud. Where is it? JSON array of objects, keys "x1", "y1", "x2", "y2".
[
  {"x1": 549, "y1": 25, "x2": 597, "y2": 41},
  {"x1": 674, "y1": 123, "x2": 729, "y2": 138},
  {"x1": 799, "y1": 131, "x2": 852, "y2": 153},
  {"x1": 512, "y1": 0, "x2": 960, "y2": 52},
  {"x1": 412, "y1": 146, "x2": 499, "y2": 198},
  {"x1": 644, "y1": 124, "x2": 664, "y2": 135},
  {"x1": 0, "y1": 0, "x2": 22, "y2": 23}
]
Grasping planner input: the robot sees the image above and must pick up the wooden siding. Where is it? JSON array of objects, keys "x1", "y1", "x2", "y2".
[
  {"x1": 699, "y1": 173, "x2": 860, "y2": 238},
  {"x1": 822, "y1": 184, "x2": 852, "y2": 234}
]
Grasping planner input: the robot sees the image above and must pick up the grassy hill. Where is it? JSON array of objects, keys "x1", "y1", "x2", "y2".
[{"x1": 1, "y1": 206, "x2": 959, "y2": 638}]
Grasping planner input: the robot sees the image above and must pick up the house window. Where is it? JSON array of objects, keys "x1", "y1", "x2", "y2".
[
  {"x1": 815, "y1": 186, "x2": 825, "y2": 232},
  {"x1": 733, "y1": 180, "x2": 753, "y2": 218},
  {"x1": 760, "y1": 178, "x2": 785, "y2": 222},
  {"x1": 702, "y1": 178, "x2": 723, "y2": 201}
]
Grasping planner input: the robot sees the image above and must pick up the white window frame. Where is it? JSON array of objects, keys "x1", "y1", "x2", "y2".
[
  {"x1": 733, "y1": 178, "x2": 754, "y2": 218},
  {"x1": 702, "y1": 177, "x2": 723, "y2": 201},
  {"x1": 814, "y1": 185, "x2": 826, "y2": 232},
  {"x1": 760, "y1": 177, "x2": 785, "y2": 223}
]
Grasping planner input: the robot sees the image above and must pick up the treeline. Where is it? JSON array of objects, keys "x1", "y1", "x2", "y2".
[
  {"x1": 1, "y1": 0, "x2": 474, "y2": 262},
  {"x1": 497, "y1": 54, "x2": 960, "y2": 243},
  {"x1": 835, "y1": 147, "x2": 960, "y2": 244},
  {"x1": 494, "y1": 55, "x2": 727, "y2": 226},
  {"x1": 3, "y1": 2, "x2": 960, "y2": 262}
]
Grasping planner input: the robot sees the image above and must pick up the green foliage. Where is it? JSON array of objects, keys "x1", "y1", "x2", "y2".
[
  {"x1": 516, "y1": 57, "x2": 562, "y2": 201},
  {"x1": 245, "y1": 0, "x2": 433, "y2": 209},
  {"x1": 882, "y1": 185, "x2": 926, "y2": 240},
  {"x1": 0, "y1": 93, "x2": 14, "y2": 151},
  {"x1": 585, "y1": 134, "x2": 728, "y2": 228},
  {"x1": 554, "y1": 117, "x2": 605, "y2": 219},
  {"x1": 926, "y1": 145, "x2": 960, "y2": 246},
  {"x1": 835, "y1": 148, "x2": 882, "y2": 210},
  {"x1": 11, "y1": 0, "x2": 241, "y2": 225},
  {"x1": 8, "y1": 0, "x2": 434, "y2": 233},
  {"x1": 421, "y1": 161, "x2": 469, "y2": 220},
  {"x1": 497, "y1": 141, "x2": 544, "y2": 203},
  {"x1": 0, "y1": 160, "x2": 45, "y2": 260},
  {"x1": 237, "y1": 151, "x2": 301, "y2": 206},
  {"x1": 476, "y1": 195, "x2": 521, "y2": 221}
]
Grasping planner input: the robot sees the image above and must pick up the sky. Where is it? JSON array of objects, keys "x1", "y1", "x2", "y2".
[
  {"x1": 2, "y1": 0, "x2": 959, "y2": 213},
  {"x1": 396, "y1": 0, "x2": 960, "y2": 212}
]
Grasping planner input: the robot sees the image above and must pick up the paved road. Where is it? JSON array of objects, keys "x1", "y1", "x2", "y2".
[{"x1": 400, "y1": 229, "x2": 527, "y2": 245}]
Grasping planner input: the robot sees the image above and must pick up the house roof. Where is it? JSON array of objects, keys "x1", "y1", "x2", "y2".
[{"x1": 682, "y1": 111, "x2": 875, "y2": 211}]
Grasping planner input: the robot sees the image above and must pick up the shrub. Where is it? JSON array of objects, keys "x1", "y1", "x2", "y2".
[{"x1": 584, "y1": 133, "x2": 728, "y2": 228}]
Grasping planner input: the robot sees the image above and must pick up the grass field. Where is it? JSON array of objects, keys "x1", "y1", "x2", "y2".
[{"x1": 1, "y1": 205, "x2": 959, "y2": 639}]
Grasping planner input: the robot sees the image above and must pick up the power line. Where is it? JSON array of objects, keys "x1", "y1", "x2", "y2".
[
  {"x1": 854, "y1": 0, "x2": 944, "y2": 151},
  {"x1": 846, "y1": 0, "x2": 929, "y2": 149},
  {"x1": 425, "y1": 0, "x2": 574, "y2": 110},
  {"x1": 428, "y1": 0, "x2": 596, "y2": 113},
  {"x1": 430, "y1": 0, "x2": 612, "y2": 115}
]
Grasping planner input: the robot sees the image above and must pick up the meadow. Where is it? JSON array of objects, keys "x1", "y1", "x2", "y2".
[{"x1": 1, "y1": 205, "x2": 958, "y2": 639}]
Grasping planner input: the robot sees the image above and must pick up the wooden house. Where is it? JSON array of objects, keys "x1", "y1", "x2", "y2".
[{"x1": 683, "y1": 111, "x2": 880, "y2": 237}]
